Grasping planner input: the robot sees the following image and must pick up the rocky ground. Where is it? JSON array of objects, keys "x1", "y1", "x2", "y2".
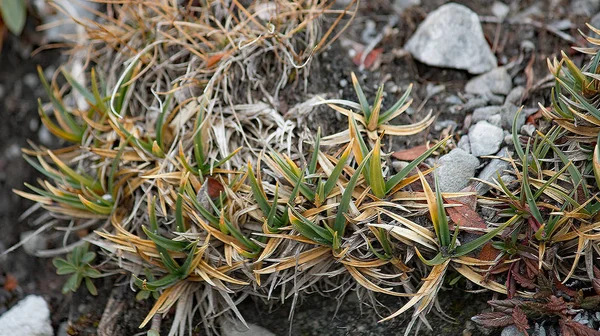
[{"x1": 0, "y1": 0, "x2": 598, "y2": 335}]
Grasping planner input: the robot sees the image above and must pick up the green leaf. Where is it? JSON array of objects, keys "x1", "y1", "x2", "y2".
[
  {"x1": 415, "y1": 249, "x2": 447, "y2": 266},
  {"x1": 289, "y1": 207, "x2": 333, "y2": 246},
  {"x1": 83, "y1": 268, "x2": 102, "y2": 278},
  {"x1": 63, "y1": 273, "x2": 79, "y2": 294},
  {"x1": 175, "y1": 182, "x2": 186, "y2": 232},
  {"x1": 379, "y1": 84, "x2": 412, "y2": 124},
  {"x1": 453, "y1": 215, "x2": 519, "y2": 257},
  {"x1": 556, "y1": 77, "x2": 600, "y2": 120},
  {"x1": 308, "y1": 127, "x2": 321, "y2": 177},
  {"x1": 333, "y1": 151, "x2": 373, "y2": 239},
  {"x1": 84, "y1": 277, "x2": 98, "y2": 296},
  {"x1": 521, "y1": 143, "x2": 544, "y2": 225},
  {"x1": 351, "y1": 72, "x2": 371, "y2": 120},
  {"x1": 61, "y1": 69, "x2": 97, "y2": 105},
  {"x1": 368, "y1": 137, "x2": 386, "y2": 199},
  {"x1": 142, "y1": 226, "x2": 189, "y2": 252},
  {"x1": 37, "y1": 66, "x2": 82, "y2": 136},
  {"x1": 323, "y1": 142, "x2": 353, "y2": 198},
  {"x1": 434, "y1": 173, "x2": 451, "y2": 247},
  {"x1": 0, "y1": 0, "x2": 26, "y2": 35},
  {"x1": 81, "y1": 251, "x2": 96, "y2": 264},
  {"x1": 247, "y1": 162, "x2": 270, "y2": 215}
]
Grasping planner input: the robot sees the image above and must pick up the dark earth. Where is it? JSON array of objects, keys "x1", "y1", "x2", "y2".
[{"x1": 0, "y1": 0, "x2": 594, "y2": 335}]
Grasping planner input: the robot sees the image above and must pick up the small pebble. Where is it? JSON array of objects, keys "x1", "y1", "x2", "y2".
[
  {"x1": 521, "y1": 124, "x2": 536, "y2": 137},
  {"x1": 23, "y1": 74, "x2": 38, "y2": 89},
  {"x1": 492, "y1": 1, "x2": 510, "y2": 19},
  {"x1": 339, "y1": 79, "x2": 348, "y2": 88}
]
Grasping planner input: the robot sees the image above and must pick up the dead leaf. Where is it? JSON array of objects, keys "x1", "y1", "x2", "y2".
[
  {"x1": 3, "y1": 274, "x2": 18, "y2": 291},
  {"x1": 206, "y1": 177, "x2": 224, "y2": 199},
  {"x1": 446, "y1": 199, "x2": 486, "y2": 231},
  {"x1": 471, "y1": 312, "x2": 514, "y2": 328},
  {"x1": 560, "y1": 318, "x2": 600, "y2": 336},
  {"x1": 353, "y1": 48, "x2": 383, "y2": 70},
  {"x1": 479, "y1": 242, "x2": 501, "y2": 261},
  {"x1": 392, "y1": 144, "x2": 430, "y2": 161},
  {"x1": 526, "y1": 109, "x2": 543, "y2": 125},
  {"x1": 511, "y1": 306, "x2": 530, "y2": 336}
]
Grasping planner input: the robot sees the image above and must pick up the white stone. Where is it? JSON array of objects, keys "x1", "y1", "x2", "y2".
[
  {"x1": 405, "y1": 3, "x2": 497, "y2": 74},
  {"x1": 221, "y1": 321, "x2": 275, "y2": 336},
  {"x1": 465, "y1": 67, "x2": 512, "y2": 96},
  {"x1": 0, "y1": 295, "x2": 53, "y2": 336},
  {"x1": 492, "y1": 1, "x2": 510, "y2": 19},
  {"x1": 469, "y1": 121, "x2": 504, "y2": 157},
  {"x1": 435, "y1": 148, "x2": 480, "y2": 192}
]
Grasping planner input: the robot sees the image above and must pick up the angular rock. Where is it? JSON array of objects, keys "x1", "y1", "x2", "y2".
[
  {"x1": 0, "y1": 295, "x2": 53, "y2": 336},
  {"x1": 472, "y1": 106, "x2": 502, "y2": 123},
  {"x1": 465, "y1": 67, "x2": 512, "y2": 96},
  {"x1": 435, "y1": 148, "x2": 480, "y2": 192},
  {"x1": 501, "y1": 325, "x2": 526, "y2": 336},
  {"x1": 405, "y1": 3, "x2": 497, "y2": 74},
  {"x1": 521, "y1": 124, "x2": 536, "y2": 137},
  {"x1": 476, "y1": 147, "x2": 511, "y2": 195},
  {"x1": 469, "y1": 121, "x2": 504, "y2": 156},
  {"x1": 505, "y1": 86, "x2": 525, "y2": 105},
  {"x1": 492, "y1": 1, "x2": 510, "y2": 19},
  {"x1": 457, "y1": 135, "x2": 471, "y2": 153},
  {"x1": 500, "y1": 103, "x2": 524, "y2": 130},
  {"x1": 221, "y1": 321, "x2": 275, "y2": 336}
]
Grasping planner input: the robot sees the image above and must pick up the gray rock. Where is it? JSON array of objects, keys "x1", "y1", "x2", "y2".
[
  {"x1": 426, "y1": 83, "x2": 445, "y2": 97},
  {"x1": 457, "y1": 135, "x2": 471, "y2": 153},
  {"x1": 591, "y1": 12, "x2": 600, "y2": 39},
  {"x1": 34, "y1": 0, "x2": 101, "y2": 42},
  {"x1": 435, "y1": 148, "x2": 480, "y2": 192},
  {"x1": 521, "y1": 124, "x2": 536, "y2": 137},
  {"x1": 394, "y1": 0, "x2": 421, "y2": 12},
  {"x1": 405, "y1": 3, "x2": 497, "y2": 74},
  {"x1": 570, "y1": 0, "x2": 600, "y2": 16},
  {"x1": 221, "y1": 321, "x2": 275, "y2": 336},
  {"x1": 57, "y1": 322, "x2": 69, "y2": 336},
  {"x1": 392, "y1": 161, "x2": 410, "y2": 173},
  {"x1": 500, "y1": 103, "x2": 524, "y2": 130},
  {"x1": 434, "y1": 119, "x2": 458, "y2": 131},
  {"x1": 465, "y1": 67, "x2": 512, "y2": 96},
  {"x1": 505, "y1": 86, "x2": 525, "y2": 105},
  {"x1": 502, "y1": 325, "x2": 526, "y2": 336},
  {"x1": 504, "y1": 132, "x2": 514, "y2": 146},
  {"x1": 462, "y1": 97, "x2": 489, "y2": 113},
  {"x1": 469, "y1": 121, "x2": 504, "y2": 156},
  {"x1": 488, "y1": 94, "x2": 505, "y2": 105},
  {"x1": 444, "y1": 95, "x2": 463, "y2": 105},
  {"x1": 488, "y1": 114, "x2": 503, "y2": 128},
  {"x1": 472, "y1": 106, "x2": 502, "y2": 123},
  {"x1": 492, "y1": 1, "x2": 510, "y2": 19},
  {"x1": 20, "y1": 231, "x2": 48, "y2": 256},
  {"x1": 476, "y1": 147, "x2": 511, "y2": 195},
  {"x1": 0, "y1": 295, "x2": 53, "y2": 336}
]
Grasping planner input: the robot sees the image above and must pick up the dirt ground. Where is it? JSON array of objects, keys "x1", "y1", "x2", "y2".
[{"x1": 0, "y1": 0, "x2": 593, "y2": 335}]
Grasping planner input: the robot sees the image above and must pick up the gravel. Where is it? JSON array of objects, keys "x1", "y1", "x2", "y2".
[
  {"x1": 465, "y1": 67, "x2": 512, "y2": 96},
  {"x1": 469, "y1": 121, "x2": 504, "y2": 156},
  {"x1": 435, "y1": 148, "x2": 480, "y2": 192},
  {"x1": 405, "y1": 3, "x2": 497, "y2": 74},
  {"x1": 476, "y1": 147, "x2": 511, "y2": 195}
]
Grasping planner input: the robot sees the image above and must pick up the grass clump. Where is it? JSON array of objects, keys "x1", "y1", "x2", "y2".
[{"x1": 10, "y1": 2, "x2": 600, "y2": 336}]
